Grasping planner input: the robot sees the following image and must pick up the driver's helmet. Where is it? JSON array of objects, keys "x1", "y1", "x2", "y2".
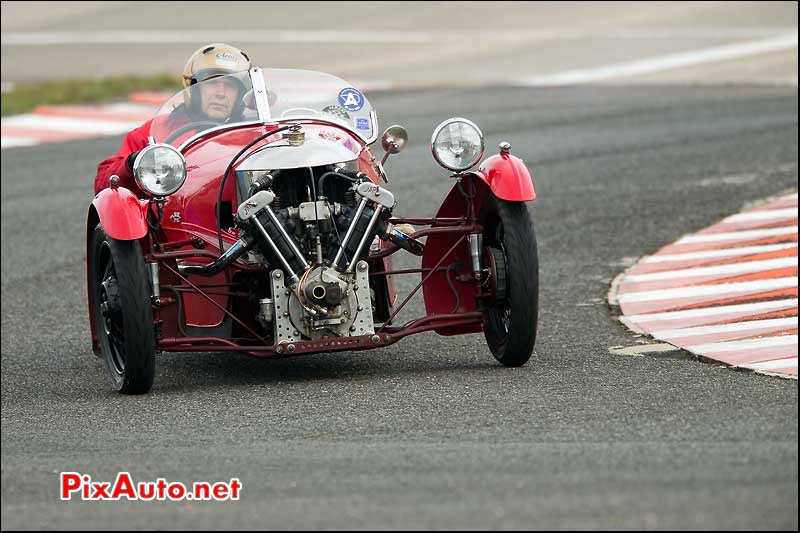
[{"x1": 181, "y1": 43, "x2": 251, "y2": 121}]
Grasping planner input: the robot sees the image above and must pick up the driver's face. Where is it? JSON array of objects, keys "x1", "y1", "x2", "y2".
[{"x1": 199, "y1": 77, "x2": 239, "y2": 120}]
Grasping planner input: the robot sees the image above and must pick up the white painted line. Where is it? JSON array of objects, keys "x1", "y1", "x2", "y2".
[
  {"x1": 654, "y1": 317, "x2": 798, "y2": 340},
  {"x1": 740, "y1": 357, "x2": 798, "y2": 371},
  {"x1": 1, "y1": 114, "x2": 140, "y2": 135},
  {"x1": 723, "y1": 208, "x2": 799, "y2": 223},
  {"x1": 5, "y1": 27, "x2": 797, "y2": 45},
  {"x1": 623, "y1": 298, "x2": 798, "y2": 324},
  {"x1": 105, "y1": 102, "x2": 159, "y2": 113},
  {"x1": 676, "y1": 225, "x2": 798, "y2": 244},
  {"x1": 1, "y1": 30, "x2": 437, "y2": 45},
  {"x1": 515, "y1": 32, "x2": 798, "y2": 86},
  {"x1": 643, "y1": 244, "x2": 797, "y2": 263},
  {"x1": 609, "y1": 343, "x2": 681, "y2": 356},
  {"x1": 623, "y1": 257, "x2": 798, "y2": 282},
  {"x1": 617, "y1": 277, "x2": 798, "y2": 304},
  {"x1": 0, "y1": 136, "x2": 38, "y2": 148},
  {"x1": 688, "y1": 335, "x2": 798, "y2": 354},
  {"x1": 0, "y1": 29, "x2": 541, "y2": 45},
  {"x1": 784, "y1": 193, "x2": 798, "y2": 200},
  {"x1": 608, "y1": 27, "x2": 800, "y2": 39}
]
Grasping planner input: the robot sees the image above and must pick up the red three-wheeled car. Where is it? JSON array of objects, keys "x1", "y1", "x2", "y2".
[{"x1": 87, "y1": 68, "x2": 538, "y2": 393}]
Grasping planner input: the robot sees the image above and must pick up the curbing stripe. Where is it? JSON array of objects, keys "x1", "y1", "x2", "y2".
[
  {"x1": 675, "y1": 225, "x2": 798, "y2": 244},
  {"x1": 616, "y1": 276, "x2": 797, "y2": 304},
  {"x1": 612, "y1": 193, "x2": 798, "y2": 378},
  {"x1": 654, "y1": 317, "x2": 798, "y2": 340},
  {"x1": 0, "y1": 136, "x2": 37, "y2": 148},
  {"x1": 622, "y1": 257, "x2": 797, "y2": 283},
  {"x1": 2, "y1": 114, "x2": 142, "y2": 135},
  {"x1": 641, "y1": 243, "x2": 798, "y2": 263},
  {"x1": 687, "y1": 334, "x2": 798, "y2": 354},
  {"x1": 1, "y1": 101, "x2": 155, "y2": 149},
  {"x1": 741, "y1": 358, "x2": 798, "y2": 371}
]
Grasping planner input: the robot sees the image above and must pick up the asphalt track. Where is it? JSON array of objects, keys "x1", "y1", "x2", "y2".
[
  {"x1": 1, "y1": 86, "x2": 797, "y2": 530},
  {"x1": 2, "y1": 1, "x2": 797, "y2": 86}
]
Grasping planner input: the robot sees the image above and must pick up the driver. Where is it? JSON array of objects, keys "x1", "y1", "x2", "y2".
[{"x1": 94, "y1": 43, "x2": 251, "y2": 195}]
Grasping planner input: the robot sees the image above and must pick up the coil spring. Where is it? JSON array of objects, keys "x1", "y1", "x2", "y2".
[{"x1": 271, "y1": 195, "x2": 282, "y2": 211}]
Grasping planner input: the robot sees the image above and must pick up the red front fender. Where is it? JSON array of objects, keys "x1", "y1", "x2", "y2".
[
  {"x1": 86, "y1": 187, "x2": 149, "y2": 355},
  {"x1": 469, "y1": 153, "x2": 536, "y2": 202},
  {"x1": 90, "y1": 186, "x2": 149, "y2": 241},
  {"x1": 421, "y1": 154, "x2": 536, "y2": 335}
]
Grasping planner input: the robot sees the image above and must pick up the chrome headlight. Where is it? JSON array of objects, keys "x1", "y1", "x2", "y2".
[
  {"x1": 133, "y1": 144, "x2": 187, "y2": 196},
  {"x1": 430, "y1": 118, "x2": 484, "y2": 172}
]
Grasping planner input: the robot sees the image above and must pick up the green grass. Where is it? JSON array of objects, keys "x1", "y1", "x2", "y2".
[{"x1": 1, "y1": 74, "x2": 182, "y2": 116}]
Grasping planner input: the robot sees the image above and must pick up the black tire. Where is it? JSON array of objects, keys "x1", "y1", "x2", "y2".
[
  {"x1": 89, "y1": 224, "x2": 156, "y2": 394},
  {"x1": 481, "y1": 195, "x2": 539, "y2": 366}
]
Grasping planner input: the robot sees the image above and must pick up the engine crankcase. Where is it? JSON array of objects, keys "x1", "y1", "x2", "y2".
[{"x1": 269, "y1": 262, "x2": 373, "y2": 344}]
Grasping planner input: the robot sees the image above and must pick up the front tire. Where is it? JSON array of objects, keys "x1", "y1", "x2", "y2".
[
  {"x1": 89, "y1": 224, "x2": 155, "y2": 394},
  {"x1": 481, "y1": 196, "x2": 539, "y2": 366}
]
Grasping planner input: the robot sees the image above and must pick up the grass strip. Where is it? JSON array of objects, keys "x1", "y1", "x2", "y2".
[{"x1": 1, "y1": 74, "x2": 181, "y2": 116}]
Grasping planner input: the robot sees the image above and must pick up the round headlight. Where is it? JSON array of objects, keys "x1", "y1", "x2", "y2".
[
  {"x1": 430, "y1": 118, "x2": 484, "y2": 172},
  {"x1": 133, "y1": 144, "x2": 187, "y2": 196}
]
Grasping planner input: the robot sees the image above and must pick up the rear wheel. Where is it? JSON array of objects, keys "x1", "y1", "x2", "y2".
[
  {"x1": 89, "y1": 225, "x2": 156, "y2": 394},
  {"x1": 481, "y1": 196, "x2": 539, "y2": 366}
]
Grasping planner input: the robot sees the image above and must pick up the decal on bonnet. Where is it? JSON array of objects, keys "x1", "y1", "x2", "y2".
[
  {"x1": 355, "y1": 118, "x2": 370, "y2": 130},
  {"x1": 338, "y1": 88, "x2": 365, "y2": 112},
  {"x1": 319, "y1": 131, "x2": 342, "y2": 142}
]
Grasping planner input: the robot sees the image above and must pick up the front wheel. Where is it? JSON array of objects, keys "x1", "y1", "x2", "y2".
[
  {"x1": 89, "y1": 225, "x2": 156, "y2": 394},
  {"x1": 481, "y1": 196, "x2": 539, "y2": 366}
]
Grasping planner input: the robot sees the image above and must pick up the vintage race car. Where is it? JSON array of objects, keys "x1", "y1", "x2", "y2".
[{"x1": 87, "y1": 68, "x2": 538, "y2": 393}]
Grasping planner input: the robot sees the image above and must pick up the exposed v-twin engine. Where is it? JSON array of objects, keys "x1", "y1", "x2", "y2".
[
  {"x1": 179, "y1": 168, "x2": 423, "y2": 343},
  {"x1": 233, "y1": 173, "x2": 399, "y2": 342}
]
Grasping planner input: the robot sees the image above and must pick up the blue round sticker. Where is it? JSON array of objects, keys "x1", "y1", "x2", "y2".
[{"x1": 338, "y1": 87, "x2": 365, "y2": 112}]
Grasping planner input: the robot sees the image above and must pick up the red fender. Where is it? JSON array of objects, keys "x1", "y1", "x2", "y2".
[
  {"x1": 90, "y1": 186, "x2": 149, "y2": 241},
  {"x1": 420, "y1": 178, "x2": 490, "y2": 336},
  {"x1": 421, "y1": 155, "x2": 535, "y2": 335},
  {"x1": 86, "y1": 187, "x2": 149, "y2": 355},
  {"x1": 470, "y1": 153, "x2": 536, "y2": 202}
]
